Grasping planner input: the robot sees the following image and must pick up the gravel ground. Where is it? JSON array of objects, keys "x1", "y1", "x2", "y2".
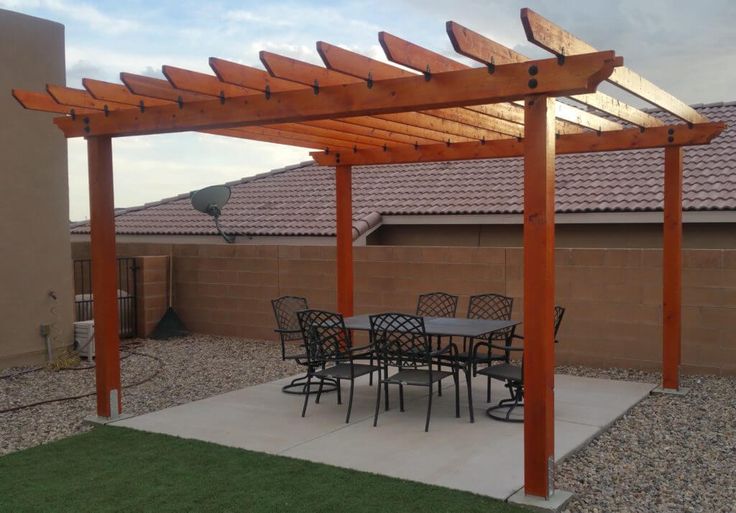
[
  {"x1": 556, "y1": 366, "x2": 736, "y2": 513},
  {"x1": 0, "y1": 335, "x2": 299, "y2": 456},
  {"x1": 1, "y1": 337, "x2": 734, "y2": 512}
]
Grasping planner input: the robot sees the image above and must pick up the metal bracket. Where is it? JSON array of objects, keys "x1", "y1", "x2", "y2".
[
  {"x1": 177, "y1": 96, "x2": 184, "y2": 109},
  {"x1": 139, "y1": 100, "x2": 145, "y2": 113},
  {"x1": 313, "y1": 80, "x2": 319, "y2": 95},
  {"x1": 423, "y1": 65, "x2": 431, "y2": 81},
  {"x1": 264, "y1": 85, "x2": 271, "y2": 100},
  {"x1": 366, "y1": 72, "x2": 373, "y2": 89},
  {"x1": 487, "y1": 58, "x2": 496, "y2": 74},
  {"x1": 219, "y1": 90, "x2": 226, "y2": 105}
]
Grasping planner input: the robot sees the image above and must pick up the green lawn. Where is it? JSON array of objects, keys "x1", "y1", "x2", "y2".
[{"x1": 0, "y1": 426, "x2": 527, "y2": 513}]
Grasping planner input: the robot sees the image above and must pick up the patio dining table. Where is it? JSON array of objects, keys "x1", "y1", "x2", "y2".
[
  {"x1": 344, "y1": 314, "x2": 520, "y2": 422},
  {"x1": 344, "y1": 314, "x2": 519, "y2": 340}
]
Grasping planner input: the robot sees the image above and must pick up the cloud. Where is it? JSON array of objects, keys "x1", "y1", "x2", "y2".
[{"x1": 0, "y1": 0, "x2": 141, "y2": 34}]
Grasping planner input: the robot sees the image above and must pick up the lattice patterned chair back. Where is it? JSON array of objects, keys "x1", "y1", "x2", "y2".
[
  {"x1": 296, "y1": 309, "x2": 349, "y2": 367},
  {"x1": 467, "y1": 293, "x2": 514, "y2": 340},
  {"x1": 416, "y1": 292, "x2": 458, "y2": 318},
  {"x1": 370, "y1": 313, "x2": 431, "y2": 369},
  {"x1": 272, "y1": 296, "x2": 308, "y2": 342}
]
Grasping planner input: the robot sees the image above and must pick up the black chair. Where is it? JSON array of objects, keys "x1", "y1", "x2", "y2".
[
  {"x1": 466, "y1": 293, "x2": 515, "y2": 401},
  {"x1": 271, "y1": 296, "x2": 336, "y2": 395},
  {"x1": 297, "y1": 309, "x2": 380, "y2": 423},
  {"x1": 416, "y1": 292, "x2": 459, "y2": 397},
  {"x1": 416, "y1": 292, "x2": 459, "y2": 318},
  {"x1": 477, "y1": 306, "x2": 566, "y2": 422},
  {"x1": 370, "y1": 313, "x2": 460, "y2": 432}
]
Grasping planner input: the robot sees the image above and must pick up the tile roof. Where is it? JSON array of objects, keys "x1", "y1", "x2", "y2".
[{"x1": 71, "y1": 102, "x2": 736, "y2": 238}]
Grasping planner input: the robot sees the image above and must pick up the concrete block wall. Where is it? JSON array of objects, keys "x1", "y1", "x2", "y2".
[
  {"x1": 135, "y1": 256, "x2": 170, "y2": 337},
  {"x1": 70, "y1": 242, "x2": 736, "y2": 375}
]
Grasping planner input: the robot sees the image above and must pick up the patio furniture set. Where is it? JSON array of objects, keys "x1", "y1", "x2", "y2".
[{"x1": 272, "y1": 293, "x2": 565, "y2": 431}]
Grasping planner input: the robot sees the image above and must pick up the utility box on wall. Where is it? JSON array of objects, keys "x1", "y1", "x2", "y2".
[{"x1": 0, "y1": 9, "x2": 74, "y2": 368}]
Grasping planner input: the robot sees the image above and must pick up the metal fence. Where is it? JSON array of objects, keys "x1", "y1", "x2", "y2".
[{"x1": 73, "y1": 258, "x2": 138, "y2": 338}]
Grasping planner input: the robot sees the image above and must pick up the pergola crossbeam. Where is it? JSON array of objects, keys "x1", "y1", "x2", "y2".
[
  {"x1": 447, "y1": 20, "x2": 664, "y2": 128},
  {"x1": 379, "y1": 31, "x2": 621, "y2": 133},
  {"x1": 520, "y1": 8, "x2": 709, "y2": 124}
]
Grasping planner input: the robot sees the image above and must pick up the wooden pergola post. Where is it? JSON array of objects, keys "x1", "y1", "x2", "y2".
[
  {"x1": 662, "y1": 146, "x2": 683, "y2": 390},
  {"x1": 523, "y1": 96, "x2": 556, "y2": 499},
  {"x1": 335, "y1": 164, "x2": 354, "y2": 316},
  {"x1": 87, "y1": 136, "x2": 122, "y2": 419}
]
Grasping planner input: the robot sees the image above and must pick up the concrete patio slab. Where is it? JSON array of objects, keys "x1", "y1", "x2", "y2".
[{"x1": 114, "y1": 372, "x2": 655, "y2": 503}]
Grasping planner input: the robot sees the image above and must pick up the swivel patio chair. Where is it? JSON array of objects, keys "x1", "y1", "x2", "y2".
[
  {"x1": 297, "y1": 309, "x2": 380, "y2": 423},
  {"x1": 416, "y1": 292, "x2": 459, "y2": 397},
  {"x1": 370, "y1": 313, "x2": 460, "y2": 432},
  {"x1": 271, "y1": 295, "x2": 337, "y2": 395},
  {"x1": 477, "y1": 306, "x2": 565, "y2": 422}
]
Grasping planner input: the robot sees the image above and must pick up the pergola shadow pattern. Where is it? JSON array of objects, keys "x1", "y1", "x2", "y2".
[{"x1": 11, "y1": 6, "x2": 725, "y2": 504}]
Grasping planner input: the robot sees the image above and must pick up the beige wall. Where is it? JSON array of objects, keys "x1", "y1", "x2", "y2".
[
  {"x1": 0, "y1": 10, "x2": 73, "y2": 368},
  {"x1": 71, "y1": 242, "x2": 736, "y2": 375},
  {"x1": 368, "y1": 223, "x2": 736, "y2": 249}
]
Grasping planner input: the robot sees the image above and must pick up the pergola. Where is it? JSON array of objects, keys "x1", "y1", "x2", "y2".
[{"x1": 13, "y1": 7, "x2": 725, "y2": 502}]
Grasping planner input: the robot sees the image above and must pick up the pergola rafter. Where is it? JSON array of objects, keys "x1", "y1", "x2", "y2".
[{"x1": 11, "y1": 6, "x2": 726, "y2": 506}]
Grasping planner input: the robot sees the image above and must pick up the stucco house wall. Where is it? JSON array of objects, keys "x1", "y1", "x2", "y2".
[{"x1": 0, "y1": 9, "x2": 73, "y2": 368}]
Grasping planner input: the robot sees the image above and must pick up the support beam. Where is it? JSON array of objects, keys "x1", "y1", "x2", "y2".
[
  {"x1": 662, "y1": 146, "x2": 683, "y2": 390},
  {"x1": 523, "y1": 96, "x2": 556, "y2": 499},
  {"x1": 335, "y1": 165, "x2": 354, "y2": 316},
  {"x1": 55, "y1": 52, "x2": 619, "y2": 138},
  {"x1": 86, "y1": 136, "x2": 122, "y2": 419},
  {"x1": 521, "y1": 8, "x2": 708, "y2": 124},
  {"x1": 311, "y1": 122, "x2": 725, "y2": 166}
]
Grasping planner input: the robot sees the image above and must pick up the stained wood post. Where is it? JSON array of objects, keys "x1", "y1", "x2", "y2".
[
  {"x1": 335, "y1": 164, "x2": 354, "y2": 316},
  {"x1": 523, "y1": 96, "x2": 556, "y2": 498},
  {"x1": 87, "y1": 136, "x2": 122, "y2": 418},
  {"x1": 662, "y1": 146, "x2": 683, "y2": 390}
]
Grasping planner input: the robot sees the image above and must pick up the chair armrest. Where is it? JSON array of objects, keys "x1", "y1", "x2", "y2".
[
  {"x1": 431, "y1": 342, "x2": 458, "y2": 358},
  {"x1": 488, "y1": 342, "x2": 524, "y2": 352}
]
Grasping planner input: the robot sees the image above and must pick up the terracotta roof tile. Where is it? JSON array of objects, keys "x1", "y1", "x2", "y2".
[{"x1": 71, "y1": 102, "x2": 736, "y2": 237}]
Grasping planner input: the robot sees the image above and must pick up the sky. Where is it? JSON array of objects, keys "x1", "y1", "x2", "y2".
[{"x1": 2, "y1": 0, "x2": 735, "y2": 220}]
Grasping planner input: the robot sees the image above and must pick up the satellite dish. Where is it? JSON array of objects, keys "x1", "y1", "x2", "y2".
[{"x1": 190, "y1": 185, "x2": 235, "y2": 243}]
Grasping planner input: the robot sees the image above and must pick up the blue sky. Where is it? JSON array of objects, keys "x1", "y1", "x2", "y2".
[{"x1": 3, "y1": 0, "x2": 734, "y2": 220}]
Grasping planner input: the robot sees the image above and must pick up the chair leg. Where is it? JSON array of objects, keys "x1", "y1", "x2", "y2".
[
  {"x1": 425, "y1": 385, "x2": 433, "y2": 433},
  {"x1": 315, "y1": 377, "x2": 325, "y2": 404},
  {"x1": 465, "y1": 367, "x2": 475, "y2": 423},
  {"x1": 383, "y1": 365, "x2": 390, "y2": 411},
  {"x1": 301, "y1": 375, "x2": 312, "y2": 418},
  {"x1": 345, "y1": 379, "x2": 355, "y2": 423},
  {"x1": 486, "y1": 375, "x2": 491, "y2": 403},
  {"x1": 453, "y1": 371, "x2": 460, "y2": 419},
  {"x1": 399, "y1": 384, "x2": 405, "y2": 412},
  {"x1": 373, "y1": 376, "x2": 382, "y2": 427},
  {"x1": 336, "y1": 378, "x2": 342, "y2": 405},
  {"x1": 437, "y1": 337, "x2": 443, "y2": 397},
  {"x1": 369, "y1": 357, "x2": 374, "y2": 386}
]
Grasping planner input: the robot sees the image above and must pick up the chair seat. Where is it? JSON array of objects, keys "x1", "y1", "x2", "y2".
[
  {"x1": 477, "y1": 363, "x2": 521, "y2": 382},
  {"x1": 314, "y1": 363, "x2": 380, "y2": 380},
  {"x1": 386, "y1": 369, "x2": 453, "y2": 386}
]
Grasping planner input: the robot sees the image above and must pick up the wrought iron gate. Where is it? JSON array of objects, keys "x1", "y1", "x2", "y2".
[{"x1": 73, "y1": 257, "x2": 138, "y2": 338}]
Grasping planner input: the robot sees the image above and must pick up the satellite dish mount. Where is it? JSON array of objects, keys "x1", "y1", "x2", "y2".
[{"x1": 190, "y1": 185, "x2": 235, "y2": 244}]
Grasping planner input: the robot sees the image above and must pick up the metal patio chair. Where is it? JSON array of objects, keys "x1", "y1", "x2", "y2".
[
  {"x1": 477, "y1": 306, "x2": 566, "y2": 422},
  {"x1": 271, "y1": 295, "x2": 337, "y2": 395},
  {"x1": 370, "y1": 312, "x2": 460, "y2": 432},
  {"x1": 297, "y1": 309, "x2": 380, "y2": 423},
  {"x1": 416, "y1": 292, "x2": 459, "y2": 397},
  {"x1": 466, "y1": 293, "x2": 515, "y2": 400}
]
